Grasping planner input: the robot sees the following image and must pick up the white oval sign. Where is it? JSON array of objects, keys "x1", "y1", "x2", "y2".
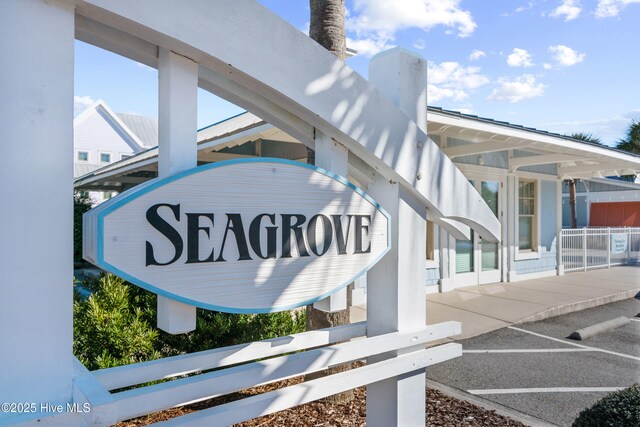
[{"x1": 84, "y1": 159, "x2": 390, "y2": 313}]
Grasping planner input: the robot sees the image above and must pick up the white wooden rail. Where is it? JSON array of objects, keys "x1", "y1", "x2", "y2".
[
  {"x1": 73, "y1": 322, "x2": 461, "y2": 425},
  {"x1": 94, "y1": 321, "x2": 367, "y2": 391},
  {"x1": 154, "y1": 344, "x2": 462, "y2": 426}
]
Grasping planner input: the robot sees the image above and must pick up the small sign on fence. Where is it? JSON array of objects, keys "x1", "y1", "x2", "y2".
[{"x1": 611, "y1": 233, "x2": 628, "y2": 255}]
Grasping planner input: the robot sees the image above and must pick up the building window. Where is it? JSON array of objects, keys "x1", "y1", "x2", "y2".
[
  {"x1": 518, "y1": 179, "x2": 536, "y2": 250},
  {"x1": 77, "y1": 151, "x2": 89, "y2": 161},
  {"x1": 100, "y1": 153, "x2": 111, "y2": 163}
]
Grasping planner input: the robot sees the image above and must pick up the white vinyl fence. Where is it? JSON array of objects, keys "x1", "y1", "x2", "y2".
[{"x1": 560, "y1": 227, "x2": 640, "y2": 272}]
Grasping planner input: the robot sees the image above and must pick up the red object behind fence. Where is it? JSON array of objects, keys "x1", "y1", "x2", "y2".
[{"x1": 589, "y1": 202, "x2": 640, "y2": 227}]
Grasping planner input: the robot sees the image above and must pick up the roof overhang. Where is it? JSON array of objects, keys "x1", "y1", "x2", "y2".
[{"x1": 427, "y1": 108, "x2": 640, "y2": 180}]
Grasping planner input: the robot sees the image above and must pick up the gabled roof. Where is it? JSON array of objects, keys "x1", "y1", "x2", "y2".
[
  {"x1": 74, "y1": 111, "x2": 299, "y2": 189},
  {"x1": 74, "y1": 99, "x2": 149, "y2": 152},
  {"x1": 116, "y1": 113, "x2": 158, "y2": 148}
]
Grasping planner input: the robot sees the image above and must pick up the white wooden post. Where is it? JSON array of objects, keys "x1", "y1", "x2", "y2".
[
  {"x1": 507, "y1": 174, "x2": 518, "y2": 281},
  {"x1": 583, "y1": 228, "x2": 588, "y2": 271},
  {"x1": 156, "y1": 48, "x2": 198, "y2": 333},
  {"x1": 556, "y1": 180, "x2": 564, "y2": 275},
  {"x1": 0, "y1": 0, "x2": 75, "y2": 410},
  {"x1": 627, "y1": 227, "x2": 631, "y2": 264},
  {"x1": 313, "y1": 131, "x2": 348, "y2": 312},
  {"x1": 607, "y1": 227, "x2": 611, "y2": 268},
  {"x1": 366, "y1": 47, "x2": 428, "y2": 427}
]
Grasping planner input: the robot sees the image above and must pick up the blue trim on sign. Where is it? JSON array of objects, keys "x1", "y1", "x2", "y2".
[{"x1": 94, "y1": 157, "x2": 391, "y2": 314}]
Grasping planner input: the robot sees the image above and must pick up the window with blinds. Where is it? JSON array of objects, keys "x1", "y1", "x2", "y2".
[{"x1": 518, "y1": 179, "x2": 536, "y2": 250}]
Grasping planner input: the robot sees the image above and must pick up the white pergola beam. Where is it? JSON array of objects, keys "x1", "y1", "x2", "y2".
[
  {"x1": 510, "y1": 154, "x2": 590, "y2": 171},
  {"x1": 558, "y1": 162, "x2": 619, "y2": 177},
  {"x1": 444, "y1": 140, "x2": 516, "y2": 158},
  {"x1": 558, "y1": 162, "x2": 639, "y2": 178}
]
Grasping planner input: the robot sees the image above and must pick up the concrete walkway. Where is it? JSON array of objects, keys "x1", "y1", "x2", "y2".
[{"x1": 351, "y1": 266, "x2": 640, "y2": 341}]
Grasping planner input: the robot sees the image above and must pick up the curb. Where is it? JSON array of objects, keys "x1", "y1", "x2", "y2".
[
  {"x1": 569, "y1": 316, "x2": 630, "y2": 340},
  {"x1": 427, "y1": 379, "x2": 559, "y2": 427},
  {"x1": 517, "y1": 289, "x2": 640, "y2": 324}
]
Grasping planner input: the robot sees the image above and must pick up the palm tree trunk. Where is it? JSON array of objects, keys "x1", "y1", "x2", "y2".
[
  {"x1": 569, "y1": 179, "x2": 577, "y2": 228},
  {"x1": 306, "y1": 0, "x2": 353, "y2": 405}
]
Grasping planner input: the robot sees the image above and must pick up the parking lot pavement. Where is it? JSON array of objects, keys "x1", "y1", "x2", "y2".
[{"x1": 426, "y1": 298, "x2": 640, "y2": 427}]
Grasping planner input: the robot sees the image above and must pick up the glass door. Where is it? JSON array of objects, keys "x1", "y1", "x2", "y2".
[
  {"x1": 454, "y1": 180, "x2": 478, "y2": 286},
  {"x1": 478, "y1": 180, "x2": 501, "y2": 284},
  {"x1": 453, "y1": 177, "x2": 502, "y2": 286}
]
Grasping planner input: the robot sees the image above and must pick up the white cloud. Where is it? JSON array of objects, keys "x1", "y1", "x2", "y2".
[
  {"x1": 507, "y1": 48, "x2": 534, "y2": 67},
  {"x1": 469, "y1": 49, "x2": 486, "y2": 61},
  {"x1": 413, "y1": 38, "x2": 426, "y2": 50},
  {"x1": 135, "y1": 62, "x2": 155, "y2": 71},
  {"x1": 346, "y1": 36, "x2": 394, "y2": 57},
  {"x1": 450, "y1": 106, "x2": 476, "y2": 115},
  {"x1": 427, "y1": 61, "x2": 489, "y2": 103},
  {"x1": 502, "y1": 1, "x2": 535, "y2": 16},
  {"x1": 550, "y1": 0, "x2": 582, "y2": 20},
  {"x1": 549, "y1": 44, "x2": 585, "y2": 66},
  {"x1": 542, "y1": 110, "x2": 640, "y2": 145},
  {"x1": 488, "y1": 75, "x2": 545, "y2": 103},
  {"x1": 74, "y1": 95, "x2": 95, "y2": 116},
  {"x1": 347, "y1": 0, "x2": 476, "y2": 57},
  {"x1": 595, "y1": 0, "x2": 640, "y2": 17}
]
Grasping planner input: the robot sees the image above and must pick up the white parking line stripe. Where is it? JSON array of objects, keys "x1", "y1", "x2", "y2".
[
  {"x1": 463, "y1": 348, "x2": 593, "y2": 354},
  {"x1": 468, "y1": 387, "x2": 626, "y2": 395},
  {"x1": 508, "y1": 326, "x2": 640, "y2": 362},
  {"x1": 629, "y1": 318, "x2": 640, "y2": 323}
]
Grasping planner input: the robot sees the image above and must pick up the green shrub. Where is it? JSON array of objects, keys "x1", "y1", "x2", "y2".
[
  {"x1": 572, "y1": 384, "x2": 640, "y2": 427},
  {"x1": 73, "y1": 274, "x2": 161, "y2": 370},
  {"x1": 74, "y1": 273, "x2": 306, "y2": 369},
  {"x1": 160, "y1": 309, "x2": 306, "y2": 355},
  {"x1": 73, "y1": 192, "x2": 93, "y2": 267}
]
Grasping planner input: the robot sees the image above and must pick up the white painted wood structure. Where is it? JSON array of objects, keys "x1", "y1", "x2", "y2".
[
  {"x1": 75, "y1": 108, "x2": 640, "y2": 290},
  {"x1": 0, "y1": 1, "x2": 506, "y2": 425}
]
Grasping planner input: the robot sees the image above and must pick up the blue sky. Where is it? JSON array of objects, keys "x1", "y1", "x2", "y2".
[{"x1": 74, "y1": 0, "x2": 640, "y2": 146}]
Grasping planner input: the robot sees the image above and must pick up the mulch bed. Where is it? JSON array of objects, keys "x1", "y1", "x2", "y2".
[{"x1": 118, "y1": 376, "x2": 526, "y2": 427}]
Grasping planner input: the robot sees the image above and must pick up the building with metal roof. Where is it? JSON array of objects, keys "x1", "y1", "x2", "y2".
[{"x1": 75, "y1": 106, "x2": 640, "y2": 292}]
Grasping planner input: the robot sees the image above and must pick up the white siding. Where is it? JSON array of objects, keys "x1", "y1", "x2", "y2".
[{"x1": 74, "y1": 106, "x2": 140, "y2": 168}]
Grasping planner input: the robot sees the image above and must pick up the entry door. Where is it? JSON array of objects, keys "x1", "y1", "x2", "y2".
[{"x1": 454, "y1": 179, "x2": 502, "y2": 286}]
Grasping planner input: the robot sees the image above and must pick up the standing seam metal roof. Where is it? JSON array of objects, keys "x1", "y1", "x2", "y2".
[{"x1": 116, "y1": 113, "x2": 158, "y2": 148}]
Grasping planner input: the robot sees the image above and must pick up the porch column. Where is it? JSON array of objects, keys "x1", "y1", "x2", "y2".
[
  {"x1": 156, "y1": 48, "x2": 198, "y2": 333},
  {"x1": 507, "y1": 173, "x2": 518, "y2": 281},
  {"x1": 556, "y1": 180, "x2": 565, "y2": 275},
  {"x1": 366, "y1": 48, "x2": 427, "y2": 427},
  {"x1": 0, "y1": 0, "x2": 75, "y2": 410}
]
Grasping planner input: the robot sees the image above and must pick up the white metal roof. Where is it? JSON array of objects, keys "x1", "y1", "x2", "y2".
[
  {"x1": 117, "y1": 113, "x2": 158, "y2": 148},
  {"x1": 427, "y1": 107, "x2": 640, "y2": 179}
]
